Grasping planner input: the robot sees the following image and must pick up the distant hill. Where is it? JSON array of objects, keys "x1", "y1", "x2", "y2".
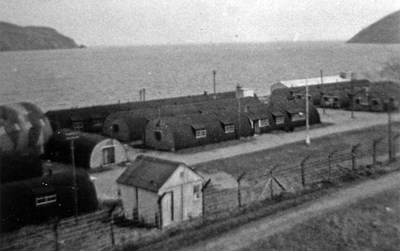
[
  {"x1": 0, "y1": 22, "x2": 80, "y2": 52},
  {"x1": 348, "y1": 10, "x2": 400, "y2": 44}
]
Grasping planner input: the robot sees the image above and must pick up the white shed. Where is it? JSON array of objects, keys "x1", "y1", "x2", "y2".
[{"x1": 116, "y1": 155, "x2": 204, "y2": 228}]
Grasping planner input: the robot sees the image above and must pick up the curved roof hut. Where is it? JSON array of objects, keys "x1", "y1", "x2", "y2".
[
  {"x1": 242, "y1": 104, "x2": 276, "y2": 134},
  {"x1": 45, "y1": 129, "x2": 127, "y2": 169},
  {"x1": 320, "y1": 89, "x2": 351, "y2": 109},
  {"x1": 274, "y1": 100, "x2": 320, "y2": 131},
  {"x1": 352, "y1": 82, "x2": 400, "y2": 112},
  {"x1": 144, "y1": 111, "x2": 253, "y2": 151},
  {"x1": 103, "y1": 97, "x2": 261, "y2": 143},
  {"x1": 0, "y1": 152, "x2": 43, "y2": 183},
  {"x1": 0, "y1": 102, "x2": 53, "y2": 155},
  {"x1": 45, "y1": 91, "x2": 237, "y2": 132},
  {"x1": 103, "y1": 104, "x2": 202, "y2": 142},
  {"x1": 1, "y1": 169, "x2": 98, "y2": 232}
]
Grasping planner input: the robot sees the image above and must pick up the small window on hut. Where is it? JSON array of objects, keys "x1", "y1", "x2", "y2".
[
  {"x1": 275, "y1": 116, "x2": 284, "y2": 125},
  {"x1": 33, "y1": 186, "x2": 57, "y2": 207},
  {"x1": 291, "y1": 112, "x2": 305, "y2": 122},
  {"x1": 154, "y1": 131, "x2": 162, "y2": 141},
  {"x1": 36, "y1": 194, "x2": 57, "y2": 206},
  {"x1": 72, "y1": 121, "x2": 84, "y2": 131},
  {"x1": 193, "y1": 184, "x2": 201, "y2": 200},
  {"x1": 259, "y1": 118, "x2": 270, "y2": 128},
  {"x1": 224, "y1": 124, "x2": 235, "y2": 133},
  {"x1": 355, "y1": 98, "x2": 361, "y2": 105},
  {"x1": 195, "y1": 129, "x2": 207, "y2": 139},
  {"x1": 372, "y1": 100, "x2": 379, "y2": 106}
]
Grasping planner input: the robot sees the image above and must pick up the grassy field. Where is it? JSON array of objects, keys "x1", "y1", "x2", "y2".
[{"x1": 241, "y1": 186, "x2": 400, "y2": 251}]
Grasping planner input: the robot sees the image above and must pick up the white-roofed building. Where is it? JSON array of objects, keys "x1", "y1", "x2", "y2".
[{"x1": 271, "y1": 75, "x2": 351, "y2": 92}]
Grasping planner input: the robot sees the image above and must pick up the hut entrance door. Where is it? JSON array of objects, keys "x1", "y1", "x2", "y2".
[
  {"x1": 102, "y1": 146, "x2": 115, "y2": 165},
  {"x1": 162, "y1": 192, "x2": 173, "y2": 226},
  {"x1": 254, "y1": 120, "x2": 261, "y2": 134}
]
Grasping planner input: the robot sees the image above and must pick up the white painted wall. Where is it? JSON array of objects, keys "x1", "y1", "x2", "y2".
[{"x1": 90, "y1": 138, "x2": 127, "y2": 168}]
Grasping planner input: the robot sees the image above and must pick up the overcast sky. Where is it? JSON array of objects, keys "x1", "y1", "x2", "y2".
[{"x1": 1, "y1": 0, "x2": 399, "y2": 46}]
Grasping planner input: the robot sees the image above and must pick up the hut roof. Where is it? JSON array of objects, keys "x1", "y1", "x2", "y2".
[{"x1": 117, "y1": 155, "x2": 184, "y2": 192}]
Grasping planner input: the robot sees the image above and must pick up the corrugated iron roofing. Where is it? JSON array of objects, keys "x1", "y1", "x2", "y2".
[{"x1": 116, "y1": 155, "x2": 184, "y2": 192}]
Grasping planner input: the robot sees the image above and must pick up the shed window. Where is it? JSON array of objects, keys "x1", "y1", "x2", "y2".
[
  {"x1": 372, "y1": 100, "x2": 379, "y2": 106},
  {"x1": 355, "y1": 98, "x2": 361, "y2": 105},
  {"x1": 154, "y1": 131, "x2": 162, "y2": 141},
  {"x1": 193, "y1": 184, "x2": 201, "y2": 200},
  {"x1": 224, "y1": 124, "x2": 235, "y2": 133},
  {"x1": 259, "y1": 118, "x2": 270, "y2": 128},
  {"x1": 92, "y1": 118, "x2": 104, "y2": 127},
  {"x1": 36, "y1": 194, "x2": 57, "y2": 206},
  {"x1": 72, "y1": 121, "x2": 84, "y2": 131},
  {"x1": 195, "y1": 129, "x2": 207, "y2": 139}
]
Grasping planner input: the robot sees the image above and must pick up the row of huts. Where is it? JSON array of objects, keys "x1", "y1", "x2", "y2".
[{"x1": 271, "y1": 78, "x2": 400, "y2": 112}]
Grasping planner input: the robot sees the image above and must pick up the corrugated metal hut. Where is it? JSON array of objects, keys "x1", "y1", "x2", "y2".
[
  {"x1": 103, "y1": 97, "x2": 261, "y2": 143},
  {"x1": 243, "y1": 104, "x2": 275, "y2": 134},
  {"x1": 273, "y1": 100, "x2": 320, "y2": 131},
  {"x1": 0, "y1": 152, "x2": 43, "y2": 183},
  {"x1": 46, "y1": 91, "x2": 237, "y2": 132},
  {"x1": 103, "y1": 104, "x2": 202, "y2": 143},
  {"x1": 144, "y1": 111, "x2": 253, "y2": 151},
  {"x1": 352, "y1": 81, "x2": 400, "y2": 112},
  {"x1": 1, "y1": 169, "x2": 98, "y2": 232},
  {"x1": 0, "y1": 102, "x2": 53, "y2": 155},
  {"x1": 45, "y1": 129, "x2": 127, "y2": 169},
  {"x1": 320, "y1": 89, "x2": 350, "y2": 109},
  {"x1": 117, "y1": 155, "x2": 204, "y2": 227}
]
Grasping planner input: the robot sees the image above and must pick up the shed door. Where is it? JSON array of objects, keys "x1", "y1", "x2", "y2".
[
  {"x1": 162, "y1": 192, "x2": 173, "y2": 226},
  {"x1": 102, "y1": 146, "x2": 115, "y2": 165}
]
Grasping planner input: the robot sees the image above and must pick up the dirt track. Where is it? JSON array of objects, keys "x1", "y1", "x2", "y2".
[
  {"x1": 179, "y1": 169, "x2": 400, "y2": 251},
  {"x1": 92, "y1": 109, "x2": 400, "y2": 200}
]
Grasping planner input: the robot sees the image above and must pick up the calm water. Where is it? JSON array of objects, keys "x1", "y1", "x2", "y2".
[{"x1": 1, "y1": 41, "x2": 399, "y2": 111}]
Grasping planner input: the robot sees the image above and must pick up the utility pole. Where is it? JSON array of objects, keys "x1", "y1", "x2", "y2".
[
  {"x1": 213, "y1": 70, "x2": 217, "y2": 95},
  {"x1": 350, "y1": 72, "x2": 355, "y2": 119},
  {"x1": 388, "y1": 98, "x2": 393, "y2": 161},
  {"x1": 66, "y1": 131, "x2": 80, "y2": 223},
  {"x1": 320, "y1": 70, "x2": 326, "y2": 114},
  {"x1": 305, "y1": 78, "x2": 310, "y2": 145}
]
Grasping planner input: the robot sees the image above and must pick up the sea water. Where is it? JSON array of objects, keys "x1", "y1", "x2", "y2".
[{"x1": 1, "y1": 41, "x2": 399, "y2": 111}]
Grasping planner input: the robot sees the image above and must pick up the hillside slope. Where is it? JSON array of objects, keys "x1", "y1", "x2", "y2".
[
  {"x1": 348, "y1": 10, "x2": 400, "y2": 44},
  {"x1": 0, "y1": 22, "x2": 79, "y2": 51}
]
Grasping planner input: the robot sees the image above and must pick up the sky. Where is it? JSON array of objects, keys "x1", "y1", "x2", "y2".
[{"x1": 1, "y1": 0, "x2": 399, "y2": 46}]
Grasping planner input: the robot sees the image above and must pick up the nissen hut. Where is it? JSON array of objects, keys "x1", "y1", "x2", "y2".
[
  {"x1": 117, "y1": 155, "x2": 204, "y2": 228},
  {"x1": 144, "y1": 111, "x2": 253, "y2": 151},
  {"x1": 0, "y1": 102, "x2": 53, "y2": 155},
  {"x1": 45, "y1": 129, "x2": 127, "y2": 169}
]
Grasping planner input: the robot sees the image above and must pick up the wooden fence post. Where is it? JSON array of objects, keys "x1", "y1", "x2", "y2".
[
  {"x1": 328, "y1": 150, "x2": 338, "y2": 180},
  {"x1": 351, "y1": 143, "x2": 361, "y2": 173},
  {"x1": 372, "y1": 137, "x2": 383, "y2": 166},
  {"x1": 393, "y1": 134, "x2": 400, "y2": 161},
  {"x1": 300, "y1": 155, "x2": 311, "y2": 188},
  {"x1": 237, "y1": 173, "x2": 245, "y2": 209}
]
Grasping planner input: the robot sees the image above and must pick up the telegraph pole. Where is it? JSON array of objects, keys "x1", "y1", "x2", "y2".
[
  {"x1": 388, "y1": 98, "x2": 393, "y2": 161},
  {"x1": 305, "y1": 78, "x2": 310, "y2": 145},
  {"x1": 213, "y1": 70, "x2": 217, "y2": 95},
  {"x1": 66, "y1": 131, "x2": 80, "y2": 223}
]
